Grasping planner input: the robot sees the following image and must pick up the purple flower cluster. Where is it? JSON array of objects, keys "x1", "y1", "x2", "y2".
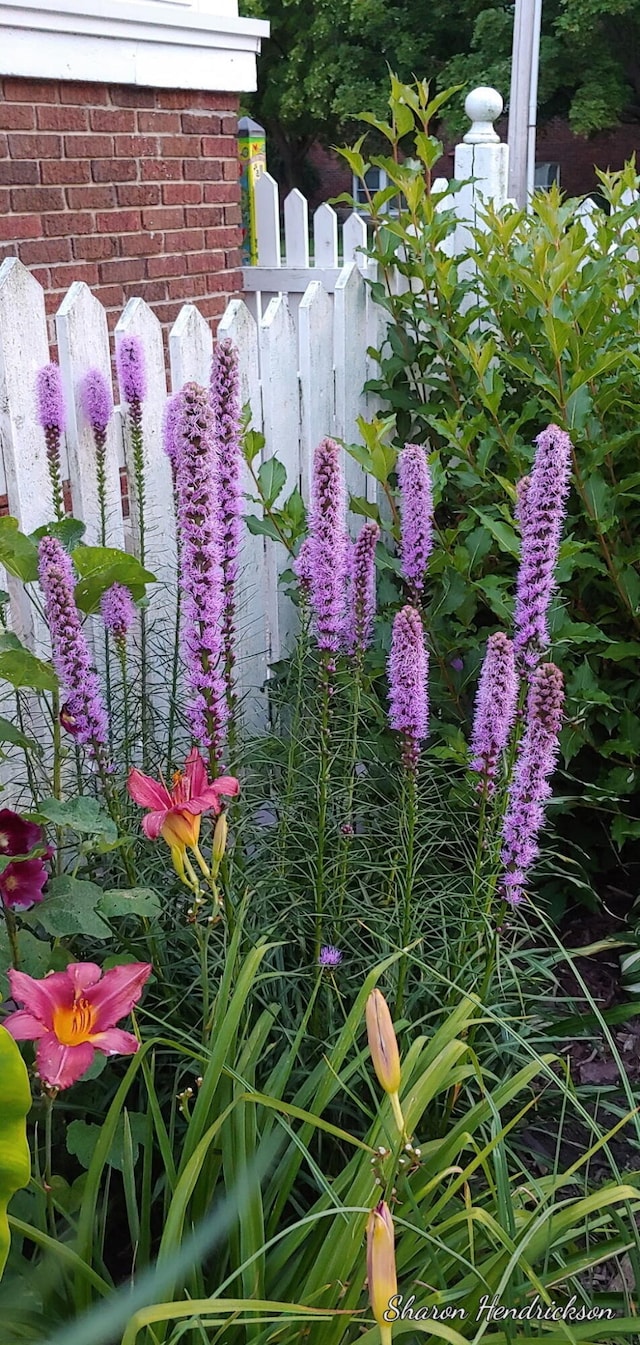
[
  {"x1": 116, "y1": 335, "x2": 146, "y2": 424},
  {"x1": 388, "y1": 605, "x2": 429, "y2": 769},
  {"x1": 501, "y1": 662, "x2": 564, "y2": 905},
  {"x1": 38, "y1": 535, "x2": 109, "y2": 752},
  {"x1": 306, "y1": 438, "x2": 348, "y2": 665},
  {"x1": 162, "y1": 393, "x2": 182, "y2": 475},
  {"x1": 174, "y1": 382, "x2": 227, "y2": 763},
  {"x1": 36, "y1": 363, "x2": 66, "y2": 518},
  {"x1": 318, "y1": 945, "x2": 343, "y2": 968},
  {"x1": 101, "y1": 582, "x2": 136, "y2": 643},
  {"x1": 294, "y1": 537, "x2": 314, "y2": 600},
  {"x1": 513, "y1": 424, "x2": 572, "y2": 672},
  {"x1": 469, "y1": 632, "x2": 518, "y2": 794},
  {"x1": 211, "y1": 340, "x2": 242, "y2": 690},
  {"x1": 80, "y1": 369, "x2": 113, "y2": 441},
  {"x1": 346, "y1": 521, "x2": 379, "y2": 656},
  {"x1": 398, "y1": 443, "x2": 433, "y2": 597}
]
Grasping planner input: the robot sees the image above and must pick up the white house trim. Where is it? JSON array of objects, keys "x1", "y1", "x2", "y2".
[{"x1": 0, "y1": 0, "x2": 269, "y2": 91}]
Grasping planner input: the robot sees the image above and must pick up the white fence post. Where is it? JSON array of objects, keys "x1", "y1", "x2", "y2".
[
  {"x1": 217, "y1": 297, "x2": 269, "y2": 734},
  {"x1": 454, "y1": 87, "x2": 508, "y2": 254},
  {"x1": 259, "y1": 294, "x2": 299, "y2": 663},
  {"x1": 56, "y1": 282, "x2": 125, "y2": 550},
  {"x1": 298, "y1": 280, "x2": 334, "y2": 501},
  {"x1": 169, "y1": 302, "x2": 214, "y2": 390}
]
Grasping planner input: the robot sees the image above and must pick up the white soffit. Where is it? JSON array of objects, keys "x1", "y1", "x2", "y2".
[{"x1": 0, "y1": 0, "x2": 269, "y2": 92}]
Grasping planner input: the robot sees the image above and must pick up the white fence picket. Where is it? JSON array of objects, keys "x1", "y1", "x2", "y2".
[
  {"x1": 298, "y1": 280, "x2": 334, "y2": 501},
  {"x1": 0, "y1": 259, "x2": 55, "y2": 650},
  {"x1": 313, "y1": 202, "x2": 339, "y2": 268},
  {"x1": 259, "y1": 294, "x2": 299, "y2": 663},
  {"x1": 56, "y1": 282, "x2": 125, "y2": 550},
  {"x1": 169, "y1": 302, "x2": 214, "y2": 390},
  {"x1": 217, "y1": 298, "x2": 269, "y2": 734},
  {"x1": 343, "y1": 211, "x2": 368, "y2": 268},
  {"x1": 255, "y1": 171, "x2": 282, "y2": 267},
  {"x1": 284, "y1": 188, "x2": 310, "y2": 268},
  {"x1": 334, "y1": 262, "x2": 369, "y2": 513}
]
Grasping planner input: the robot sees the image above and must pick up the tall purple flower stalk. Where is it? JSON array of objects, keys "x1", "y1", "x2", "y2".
[
  {"x1": 294, "y1": 537, "x2": 314, "y2": 602},
  {"x1": 174, "y1": 382, "x2": 227, "y2": 766},
  {"x1": 501, "y1": 662, "x2": 564, "y2": 905},
  {"x1": 211, "y1": 339, "x2": 242, "y2": 707},
  {"x1": 388, "y1": 605, "x2": 429, "y2": 770},
  {"x1": 162, "y1": 393, "x2": 182, "y2": 477},
  {"x1": 101, "y1": 583, "x2": 136, "y2": 643},
  {"x1": 36, "y1": 363, "x2": 66, "y2": 521},
  {"x1": 398, "y1": 443, "x2": 433, "y2": 598},
  {"x1": 307, "y1": 438, "x2": 348, "y2": 669},
  {"x1": 116, "y1": 336, "x2": 146, "y2": 427},
  {"x1": 80, "y1": 368, "x2": 114, "y2": 544},
  {"x1": 469, "y1": 632, "x2": 518, "y2": 795},
  {"x1": 346, "y1": 521, "x2": 379, "y2": 657},
  {"x1": 513, "y1": 424, "x2": 572, "y2": 672},
  {"x1": 38, "y1": 536, "x2": 109, "y2": 753}
]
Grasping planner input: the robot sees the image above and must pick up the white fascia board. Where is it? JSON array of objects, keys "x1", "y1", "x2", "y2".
[{"x1": 0, "y1": 0, "x2": 269, "y2": 92}]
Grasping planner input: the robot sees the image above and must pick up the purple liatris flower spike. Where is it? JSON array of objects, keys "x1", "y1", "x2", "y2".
[
  {"x1": 398, "y1": 443, "x2": 433, "y2": 597},
  {"x1": 469, "y1": 632, "x2": 518, "y2": 795},
  {"x1": 211, "y1": 339, "x2": 242, "y2": 700},
  {"x1": 388, "y1": 605, "x2": 429, "y2": 769},
  {"x1": 515, "y1": 475, "x2": 531, "y2": 535},
  {"x1": 174, "y1": 382, "x2": 227, "y2": 763},
  {"x1": 162, "y1": 393, "x2": 182, "y2": 474},
  {"x1": 513, "y1": 424, "x2": 572, "y2": 672},
  {"x1": 501, "y1": 662, "x2": 564, "y2": 905},
  {"x1": 318, "y1": 945, "x2": 343, "y2": 968},
  {"x1": 116, "y1": 335, "x2": 146, "y2": 421},
  {"x1": 36, "y1": 363, "x2": 66, "y2": 519},
  {"x1": 346, "y1": 521, "x2": 379, "y2": 656},
  {"x1": 38, "y1": 535, "x2": 109, "y2": 753},
  {"x1": 80, "y1": 369, "x2": 113, "y2": 440},
  {"x1": 294, "y1": 537, "x2": 314, "y2": 600},
  {"x1": 101, "y1": 583, "x2": 136, "y2": 643},
  {"x1": 307, "y1": 438, "x2": 348, "y2": 665}
]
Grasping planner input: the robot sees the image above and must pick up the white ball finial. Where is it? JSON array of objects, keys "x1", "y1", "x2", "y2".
[{"x1": 463, "y1": 87, "x2": 503, "y2": 144}]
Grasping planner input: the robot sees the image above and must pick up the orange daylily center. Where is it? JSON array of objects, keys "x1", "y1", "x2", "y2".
[
  {"x1": 53, "y1": 996, "x2": 97, "y2": 1047},
  {"x1": 160, "y1": 810, "x2": 201, "y2": 852}
]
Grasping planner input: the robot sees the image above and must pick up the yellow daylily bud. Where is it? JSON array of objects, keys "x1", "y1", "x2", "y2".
[
  {"x1": 366, "y1": 989, "x2": 401, "y2": 1096},
  {"x1": 367, "y1": 1201, "x2": 397, "y2": 1344},
  {"x1": 212, "y1": 812, "x2": 228, "y2": 866}
]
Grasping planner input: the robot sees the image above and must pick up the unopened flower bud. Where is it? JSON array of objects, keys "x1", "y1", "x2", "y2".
[
  {"x1": 212, "y1": 812, "x2": 228, "y2": 866},
  {"x1": 367, "y1": 1201, "x2": 397, "y2": 1344},
  {"x1": 366, "y1": 989, "x2": 401, "y2": 1096}
]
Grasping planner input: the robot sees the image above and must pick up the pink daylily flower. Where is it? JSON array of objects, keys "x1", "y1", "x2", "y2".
[
  {"x1": 127, "y1": 748, "x2": 239, "y2": 878},
  {"x1": 4, "y1": 961, "x2": 151, "y2": 1090}
]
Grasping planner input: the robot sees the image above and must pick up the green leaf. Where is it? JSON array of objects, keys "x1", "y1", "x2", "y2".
[
  {"x1": 38, "y1": 797, "x2": 117, "y2": 840},
  {"x1": 30, "y1": 518, "x2": 86, "y2": 553},
  {"x1": 242, "y1": 428, "x2": 265, "y2": 465},
  {"x1": 0, "y1": 927, "x2": 54, "y2": 999},
  {"x1": 72, "y1": 546, "x2": 156, "y2": 615},
  {"x1": 26, "y1": 876, "x2": 110, "y2": 938},
  {"x1": 0, "y1": 650, "x2": 57, "y2": 693},
  {"x1": 284, "y1": 487, "x2": 305, "y2": 528},
  {"x1": 0, "y1": 518, "x2": 39, "y2": 583},
  {"x1": 471, "y1": 510, "x2": 520, "y2": 558},
  {"x1": 66, "y1": 1114, "x2": 147, "y2": 1174},
  {"x1": 0, "y1": 1027, "x2": 31, "y2": 1279},
  {"x1": 98, "y1": 888, "x2": 161, "y2": 919},
  {"x1": 0, "y1": 717, "x2": 41, "y2": 755},
  {"x1": 257, "y1": 457, "x2": 286, "y2": 507},
  {"x1": 244, "y1": 514, "x2": 283, "y2": 544},
  {"x1": 349, "y1": 495, "x2": 381, "y2": 522}
]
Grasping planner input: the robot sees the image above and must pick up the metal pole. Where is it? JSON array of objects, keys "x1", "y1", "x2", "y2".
[{"x1": 507, "y1": 0, "x2": 543, "y2": 206}]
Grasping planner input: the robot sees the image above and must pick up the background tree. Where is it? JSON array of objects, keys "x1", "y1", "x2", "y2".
[{"x1": 243, "y1": 0, "x2": 640, "y2": 189}]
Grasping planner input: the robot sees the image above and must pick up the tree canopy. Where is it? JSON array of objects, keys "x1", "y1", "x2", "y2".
[{"x1": 242, "y1": 0, "x2": 640, "y2": 188}]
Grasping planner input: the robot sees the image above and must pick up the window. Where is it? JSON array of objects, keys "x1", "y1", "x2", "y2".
[{"x1": 352, "y1": 166, "x2": 389, "y2": 210}]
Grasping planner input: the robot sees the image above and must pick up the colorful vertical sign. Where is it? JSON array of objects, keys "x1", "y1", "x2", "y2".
[{"x1": 237, "y1": 115, "x2": 266, "y2": 265}]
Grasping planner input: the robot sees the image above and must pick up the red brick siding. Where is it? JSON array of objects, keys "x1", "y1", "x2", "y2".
[{"x1": 0, "y1": 78, "x2": 242, "y2": 333}]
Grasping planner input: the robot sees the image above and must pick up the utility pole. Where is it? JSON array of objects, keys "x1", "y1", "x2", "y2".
[{"x1": 507, "y1": 0, "x2": 543, "y2": 206}]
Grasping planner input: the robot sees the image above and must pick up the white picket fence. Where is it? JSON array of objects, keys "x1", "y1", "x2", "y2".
[{"x1": 0, "y1": 86, "x2": 560, "y2": 785}]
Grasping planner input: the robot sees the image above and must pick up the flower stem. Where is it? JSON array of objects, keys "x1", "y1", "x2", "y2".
[
  {"x1": 130, "y1": 416, "x2": 149, "y2": 766},
  {"x1": 314, "y1": 655, "x2": 331, "y2": 962},
  {"x1": 117, "y1": 639, "x2": 131, "y2": 774},
  {"x1": 395, "y1": 762, "x2": 417, "y2": 1017},
  {"x1": 336, "y1": 660, "x2": 362, "y2": 932},
  {"x1": 167, "y1": 490, "x2": 182, "y2": 772}
]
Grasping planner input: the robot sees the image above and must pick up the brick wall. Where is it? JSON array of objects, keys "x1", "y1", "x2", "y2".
[{"x1": 0, "y1": 77, "x2": 242, "y2": 332}]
